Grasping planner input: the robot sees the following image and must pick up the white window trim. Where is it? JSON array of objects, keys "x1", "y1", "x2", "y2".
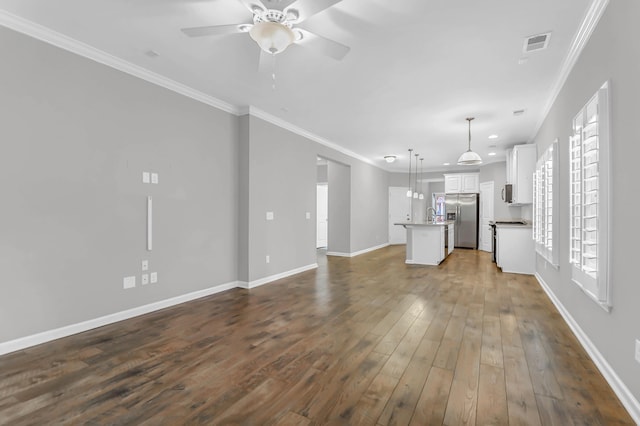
[
  {"x1": 533, "y1": 141, "x2": 559, "y2": 268},
  {"x1": 569, "y1": 81, "x2": 611, "y2": 312}
]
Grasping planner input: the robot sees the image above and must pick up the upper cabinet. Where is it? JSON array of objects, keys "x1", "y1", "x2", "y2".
[
  {"x1": 444, "y1": 173, "x2": 479, "y2": 194},
  {"x1": 506, "y1": 144, "x2": 537, "y2": 205}
]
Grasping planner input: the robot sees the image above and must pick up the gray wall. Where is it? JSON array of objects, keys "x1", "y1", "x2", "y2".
[
  {"x1": 317, "y1": 164, "x2": 328, "y2": 183},
  {"x1": 533, "y1": 0, "x2": 640, "y2": 403},
  {"x1": 478, "y1": 161, "x2": 523, "y2": 220},
  {"x1": 240, "y1": 117, "x2": 318, "y2": 283},
  {"x1": 349, "y1": 160, "x2": 388, "y2": 251},
  {"x1": 327, "y1": 161, "x2": 351, "y2": 254},
  {"x1": 0, "y1": 27, "x2": 239, "y2": 342},
  {"x1": 0, "y1": 25, "x2": 391, "y2": 346},
  {"x1": 238, "y1": 116, "x2": 389, "y2": 281},
  {"x1": 388, "y1": 171, "x2": 447, "y2": 187}
]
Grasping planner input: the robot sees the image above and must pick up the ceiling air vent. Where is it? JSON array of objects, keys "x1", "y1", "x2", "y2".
[{"x1": 523, "y1": 32, "x2": 551, "y2": 53}]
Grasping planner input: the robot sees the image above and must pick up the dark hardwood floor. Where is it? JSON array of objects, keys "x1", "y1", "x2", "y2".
[{"x1": 0, "y1": 247, "x2": 634, "y2": 425}]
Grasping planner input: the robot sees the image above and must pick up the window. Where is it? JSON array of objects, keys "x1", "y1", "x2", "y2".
[
  {"x1": 533, "y1": 141, "x2": 558, "y2": 266},
  {"x1": 569, "y1": 81, "x2": 610, "y2": 310}
]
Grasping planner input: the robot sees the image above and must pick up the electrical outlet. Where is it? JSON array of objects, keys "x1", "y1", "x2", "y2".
[
  {"x1": 123, "y1": 276, "x2": 136, "y2": 289},
  {"x1": 635, "y1": 340, "x2": 640, "y2": 364},
  {"x1": 142, "y1": 172, "x2": 150, "y2": 184},
  {"x1": 142, "y1": 260, "x2": 149, "y2": 271},
  {"x1": 141, "y1": 274, "x2": 149, "y2": 285},
  {"x1": 150, "y1": 272, "x2": 158, "y2": 283},
  {"x1": 266, "y1": 255, "x2": 270, "y2": 264},
  {"x1": 151, "y1": 173, "x2": 159, "y2": 184},
  {"x1": 306, "y1": 212, "x2": 311, "y2": 219},
  {"x1": 266, "y1": 211, "x2": 274, "y2": 221}
]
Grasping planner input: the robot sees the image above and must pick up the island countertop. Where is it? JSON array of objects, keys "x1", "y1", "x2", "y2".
[{"x1": 394, "y1": 221, "x2": 454, "y2": 227}]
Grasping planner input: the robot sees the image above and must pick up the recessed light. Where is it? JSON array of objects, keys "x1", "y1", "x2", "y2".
[
  {"x1": 488, "y1": 152, "x2": 497, "y2": 156},
  {"x1": 443, "y1": 162, "x2": 450, "y2": 166},
  {"x1": 488, "y1": 134, "x2": 498, "y2": 139},
  {"x1": 384, "y1": 155, "x2": 397, "y2": 163}
]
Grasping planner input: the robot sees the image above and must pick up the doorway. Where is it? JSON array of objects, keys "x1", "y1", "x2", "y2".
[
  {"x1": 388, "y1": 187, "x2": 411, "y2": 244},
  {"x1": 317, "y1": 157, "x2": 351, "y2": 256},
  {"x1": 316, "y1": 184, "x2": 328, "y2": 248}
]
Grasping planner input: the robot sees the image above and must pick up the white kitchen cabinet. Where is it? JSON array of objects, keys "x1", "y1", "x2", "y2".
[
  {"x1": 461, "y1": 174, "x2": 479, "y2": 193},
  {"x1": 444, "y1": 173, "x2": 479, "y2": 194},
  {"x1": 506, "y1": 144, "x2": 537, "y2": 205},
  {"x1": 496, "y1": 225, "x2": 534, "y2": 274},
  {"x1": 444, "y1": 174, "x2": 461, "y2": 193}
]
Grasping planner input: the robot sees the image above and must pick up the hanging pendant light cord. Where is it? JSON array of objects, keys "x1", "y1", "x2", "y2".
[{"x1": 467, "y1": 117, "x2": 473, "y2": 151}]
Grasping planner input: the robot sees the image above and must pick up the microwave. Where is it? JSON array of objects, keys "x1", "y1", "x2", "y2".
[{"x1": 502, "y1": 184, "x2": 513, "y2": 203}]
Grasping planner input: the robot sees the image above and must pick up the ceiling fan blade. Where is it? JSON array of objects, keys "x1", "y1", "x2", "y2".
[
  {"x1": 295, "y1": 28, "x2": 350, "y2": 60},
  {"x1": 284, "y1": 0, "x2": 343, "y2": 23},
  {"x1": 237, "y1": 0, "x2": 267, "y2": 14},
  {"x1": 181, "y1": 24, "x2": 246, "y2": 38},
  {"x1": 258, "y1": 50, "x2": 276, "y2": 73}
]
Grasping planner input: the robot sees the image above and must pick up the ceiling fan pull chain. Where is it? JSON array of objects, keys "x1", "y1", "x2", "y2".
[{"x1": 272, "y1": 53, "x2": 277, "y2": 91}]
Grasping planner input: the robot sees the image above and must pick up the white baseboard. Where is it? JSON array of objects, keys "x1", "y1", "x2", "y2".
[
  {"x1": 238, "y1": 263, "x2": 318, "y2": 289},
  {"x1": 0, "y1": 280, "x2": 240, "y2": 356},
  {"x1": 350, "y1": 243, "x2": 389, "y2": 257},
  {"x1": 327, "y1": 243, "x2": 389, "y2": 258},
  {"x1": 326, "y1": 251, "x2": 350, "y2": 257},
  {"x1": 0, "y1": 262, "x2": 321, "y2": 356},
  {"x1": 535, "y1": 273, "x2": 640, "y2": 424}
]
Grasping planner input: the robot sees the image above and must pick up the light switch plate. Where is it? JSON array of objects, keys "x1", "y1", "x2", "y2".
[
  {"x1": 150, "y1": 272, "x2": 158, "y2": 283},
  {"x1": 306, "y1": 212, "x2": 311, "y2": 219},
  {"x1": 142, "y1": 260, "x2": 149, "y2": 271},
  {"x1": 141, "y1": 274, "x2": 149, "y2": 285},
  {"x1": 123, "y1": 276, "x2": 136, "y2": 289},
  {"x1": 266, "y1": 211, "x2": 274, "y2": 221},
  {"x1": 266, "y1": 255, "x2": 270, "y2": 264},
  {"x1": 151, "y1": 173, "x2": 159, "y2": 184},
  {"x1": 142, "y1": 172, "x2": 150, "y2": 184}
]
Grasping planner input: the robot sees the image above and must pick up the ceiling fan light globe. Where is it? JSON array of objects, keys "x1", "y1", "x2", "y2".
[
  {"x1": 457, "y1": 150, "x2": 483, "y2": 165},
  {"x1": 250, "y1": 21, "x2": 294, "y2": 55}
]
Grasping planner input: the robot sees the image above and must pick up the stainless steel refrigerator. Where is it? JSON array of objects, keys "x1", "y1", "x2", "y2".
[{"x1": 445, "y1": 193, "x2": 479, "y2": 249}]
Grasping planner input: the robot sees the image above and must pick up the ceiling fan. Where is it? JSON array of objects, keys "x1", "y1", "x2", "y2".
[{"x1": 181, "y1": 0, "x2": 350, "y2": 64}]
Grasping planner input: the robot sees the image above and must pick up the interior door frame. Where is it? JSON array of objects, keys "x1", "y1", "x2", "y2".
[
  {"x1": 316, "y1": 183, "x2": 328, "y2": 248},
  {"x1": 389, "y1": 186, "x2": 411, "y2": 244}
]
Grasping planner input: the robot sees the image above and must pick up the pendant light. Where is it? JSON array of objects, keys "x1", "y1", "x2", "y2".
[
  {"x1": 413, "y1": 153, "x2": 420, "y2": 198},
  {"x1": 457, "y1": 117, "x2": 483, "y2": 165},
  {"x1": 406, "y1": 149, "x2": 413, "y2": 197},
  {"x1": 419, "y1": 158, "x2": 425, "y2": 200}
]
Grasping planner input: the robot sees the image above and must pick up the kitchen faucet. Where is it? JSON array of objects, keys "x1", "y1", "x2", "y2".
[{"x1": 426, "y1": 207, "x2": 436, "y2": 223}]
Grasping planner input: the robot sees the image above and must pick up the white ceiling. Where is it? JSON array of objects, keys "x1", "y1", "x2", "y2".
[{"x1": 0, "y1": 0, "x2": 593, "y2": 172}]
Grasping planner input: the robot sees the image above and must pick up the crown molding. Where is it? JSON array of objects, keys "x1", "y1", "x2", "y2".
[
  {"x1": 0, "y1": 9, "x2": 385, "y2": 170},
  {"x1": 0, "y1": 9, "x2": 239, "y2": 115},
  {"x1": 532, "y1": 0, "x2": 610, "y2": 138},
  {"x1": 246, "y1": 106, "x2": 382, "y2": 169}
]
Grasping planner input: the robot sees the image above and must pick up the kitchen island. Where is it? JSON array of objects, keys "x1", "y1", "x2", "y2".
[{"x1": 395, "y1": 222, "x2": 454, "y2": 266}]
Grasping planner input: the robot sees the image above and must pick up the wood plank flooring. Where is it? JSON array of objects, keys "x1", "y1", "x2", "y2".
[{"x1": 0, "y1": 247, "x2": 634, "y2": 425}]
